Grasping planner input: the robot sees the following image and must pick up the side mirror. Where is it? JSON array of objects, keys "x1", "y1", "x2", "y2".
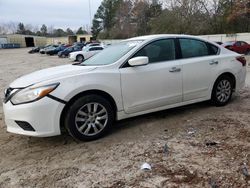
[{"x1": 128, "y1": 56, "x2": 149, "y2": 67}]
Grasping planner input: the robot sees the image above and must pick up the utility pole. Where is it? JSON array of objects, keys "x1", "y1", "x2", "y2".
[{"x1": 89, "y1": 0, "x2": 92, "y2": 32}]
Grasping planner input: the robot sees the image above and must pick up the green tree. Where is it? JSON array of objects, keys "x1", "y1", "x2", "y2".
[
  {"x1": 227, "y1": 0, "x2": 250, "y2": 32},
  {"x1": 91, "y1": 17, "x2": 103, "y2": 39},
  {"x1": 66, "y1": 28, "x2": 75, "y2": 35},
  {"x1": 40, "y1": 24, "x2": 48, "y2": 36},
  {"x1": 76, "y1": 27, "x2": 88, "y2": 34},
  {"x1": 91, "y1": 0, "x2": 122, "y2": 38},
  {"x1": 16, "y1": 22, "x2": 26, "y2": 34},
  {"x1": 53, "y1": 28, "x2": 67, "y2": 37},
  {"x1": 91, "y1": 0, "x2": 250, "y2": 38},
  {"x1": 110, "y1": 0, "x2": 135, "y2": 39}
]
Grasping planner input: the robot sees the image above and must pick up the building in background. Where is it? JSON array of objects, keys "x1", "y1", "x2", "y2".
[
  {"x1": 47, "y1": 34, "x2": 93, "y2": 45},
  {"x1": 0, "y1": 34, "x2": 93, "y2": 48},
  {"x1": 0, "y1": 34, "x2": 47, "y2": 48}
]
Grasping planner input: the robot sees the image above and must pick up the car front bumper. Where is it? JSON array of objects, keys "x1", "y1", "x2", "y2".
[
  {"x1": 69, "y1": 54, "x2": 76, "y2": 61},
  {"x1": 3, "y1": 96, "x2": 65, "y2": 137}
]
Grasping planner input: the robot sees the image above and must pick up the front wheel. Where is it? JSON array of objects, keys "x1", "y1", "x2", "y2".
[
  {"x1": 211, "y1": 75, "x2": 233, "y2": 106},
  {"x1": 76, "y1": 55, "x2": 84, "y2": 62},
  {"x1": 64, "y1": 95, "x2": 114, "y2": 141}
]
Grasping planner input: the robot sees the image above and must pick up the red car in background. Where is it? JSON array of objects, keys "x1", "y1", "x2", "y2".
[{"x1": 222, "y1": 41, "x2": 250, "y2": 55}]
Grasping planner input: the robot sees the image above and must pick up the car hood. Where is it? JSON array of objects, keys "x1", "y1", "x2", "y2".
[{"x1": 10, "y1": 64, "x2": 96, "y2": 88}]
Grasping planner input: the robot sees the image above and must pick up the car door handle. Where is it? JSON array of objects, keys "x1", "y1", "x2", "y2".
[
  {"x1": 169, "y1": 67, "x2": 181, "y2": 73},
  {"x1": 209, "y1": 60, "x2": 219, "y2": 65}
]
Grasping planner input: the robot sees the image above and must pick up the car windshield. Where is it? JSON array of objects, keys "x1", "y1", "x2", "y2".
[
  {"x1": 83, "y1": 46, "x2": 91, "y2": 52},
  {"x1": 81, "y1": 40, "x2": 143, "y2": 66}
]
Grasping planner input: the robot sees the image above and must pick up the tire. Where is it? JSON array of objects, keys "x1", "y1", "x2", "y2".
[
  {"x1": 62, "y1": 54, "x2": 66, "y2": 58},
  {"x1": 76, "y1": 55, "x2": 84, "y2": 62},
  {"x1": 211, "y1": 75, "x2": 233, "y2": 106},
  {"x1": 64, "y1": 94, "x2": 114, "y2": 141},
  {"x1": 246, "y1": 50, "x2": 250, "y2": 55}
]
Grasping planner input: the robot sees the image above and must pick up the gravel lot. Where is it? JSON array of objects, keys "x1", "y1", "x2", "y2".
[{"x1": 0, "y1": 48, "x2": 250, "y2": 188}]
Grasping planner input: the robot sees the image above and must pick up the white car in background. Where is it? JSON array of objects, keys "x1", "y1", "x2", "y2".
[
  {"x1": 3, "y1": 35, "x2": 247, "y2": 141},
  {"x1": 69, "y1": 46, "x2": 104, "y2": 62},
  {"x1": 82, "y1": 43, "x2": 103, "y2": 50}
]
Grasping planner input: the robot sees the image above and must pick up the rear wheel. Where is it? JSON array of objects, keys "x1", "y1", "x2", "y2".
[
  {"x1": 64, "y1": 95, "x2": 114, "y2": 141},
  {"x1": 76, "y1": 55, "x2": 84, "y2": 62},
  {"x1": 211, "y1": 75, "x2": 233, "y2": 106}
]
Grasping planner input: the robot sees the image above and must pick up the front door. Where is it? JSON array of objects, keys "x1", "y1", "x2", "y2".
[{"x1": 120, "y1": 39, "x2": 182, "y2": 114}]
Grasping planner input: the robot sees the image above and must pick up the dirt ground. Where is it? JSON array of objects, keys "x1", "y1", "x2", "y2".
[{"x1": 0, "y1": 48, "x2": 250, "y2": 188}]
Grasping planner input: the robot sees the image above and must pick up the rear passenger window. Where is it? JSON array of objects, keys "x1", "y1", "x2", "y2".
[
  {"x1": 179, "y1": 39, "x2": 209, "y2": 58},
  {"x1": 235, "y1": 42, "x2": 241, "y2": 46},
  {"x1": 89, "y1": 47, "x2": 103, "y2": 51},
  {"x1": 133, "y1": 39, "x2": 176, "y2": 63},
  {"x1": 207, "y1": 43, "x2": 219, "y2": 55}
]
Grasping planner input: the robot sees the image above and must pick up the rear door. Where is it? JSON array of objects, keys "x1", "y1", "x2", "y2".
[{"x1": 178, "y1": 38, "x2": 220, "y2": 101}]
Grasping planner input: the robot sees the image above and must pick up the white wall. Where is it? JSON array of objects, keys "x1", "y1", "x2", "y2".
[
  {"x1": 199, "y1": 33, "x2": 250, "y2": 43},
  {"x1": 100, "y1": 39, "x2": 123, "y2": 45},
  {"x1": 101, "y1": 33, "x2": 250, "y2": 44}
]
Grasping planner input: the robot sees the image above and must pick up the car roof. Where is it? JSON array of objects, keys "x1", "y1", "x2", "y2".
[{"x1": 126, "y1": 34, "x2": 205, "y2": 41}]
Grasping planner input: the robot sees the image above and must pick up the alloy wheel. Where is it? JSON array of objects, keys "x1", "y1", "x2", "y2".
[
  {"x1": 216, "y1": 79, "x2": 232, "y2": 103},
  {"x1": 75, "y1": 102, "x2": 108, "y2": 136}
]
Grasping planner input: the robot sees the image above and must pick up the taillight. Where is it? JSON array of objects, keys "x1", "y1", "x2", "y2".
[{"x1": 236, "y1": 56, "x2": 246, "y2": 66}]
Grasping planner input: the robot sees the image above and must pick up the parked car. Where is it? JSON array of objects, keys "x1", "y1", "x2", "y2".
[
  {"x1": 58, "y1": 46, "x2": 82, "y2": 58},
  {"x1": 46, "y1": 45, "x2": 67, "y2": 56},
  {"x1": 82, "y1": 43, "x2": 102, "y2": 50},
  {"x1": 73, "y1": 42, "x2": 85, "y2": 48},
  {"x1": 222, "y1": 41, "x2": 250, "y2": 55},
  {"x1": 3, "y1": 35, "x2": 246, "y2": 141},
  {"x1": 69, "y1": 46, "x2": 104, "y2": 62},
  {"x1": 214, "y1": 41, "x2": 222, "y2": 45},
  {"x1": 28, "y1": 46, "x2": 44, "y2": 54},
  {"x1": 40, "y1": 45, "x2": 58, "y2": 54}
]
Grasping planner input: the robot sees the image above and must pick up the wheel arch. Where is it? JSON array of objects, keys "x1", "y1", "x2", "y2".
[
  {"x1": 60, "y1": 89, "x2": 117, "y2": 130},
  {"x1": 76, "y1": 54, "x2": 84, "y2": 59},
  {"x1": 212, "y1": 72, "x2": 236, "y2": 94}
]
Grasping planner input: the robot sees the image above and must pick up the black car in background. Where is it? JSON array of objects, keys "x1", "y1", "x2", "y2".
[
  {"x1": 28, "y1": 46, "x2": 45, "y2": 54},
  {"x1": 58, "y1": 46, "x2": 82, "y2": 58},
  {"x1": 46, "y1": 45, "x2": 67, "y2": 56},
  {"x1": 73, "y1": 42, "x2": 85, "y2": 48},
  {"x1": 40, "y1": 45, "x2": 58, "y2": 54}
]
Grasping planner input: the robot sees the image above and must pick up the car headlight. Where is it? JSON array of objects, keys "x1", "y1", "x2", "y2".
[{"x1": 11, "y1": 83, "x2": 59, "y2": 105}]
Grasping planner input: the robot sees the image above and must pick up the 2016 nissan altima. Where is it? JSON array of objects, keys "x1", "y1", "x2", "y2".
[{"x1": 3, "y1": 35, "x2": 247, "y2": 141}]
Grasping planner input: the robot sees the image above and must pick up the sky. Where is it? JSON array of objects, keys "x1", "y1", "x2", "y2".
[{"x1": 0, "y1": 0, "x2": 102, "y2": 31}]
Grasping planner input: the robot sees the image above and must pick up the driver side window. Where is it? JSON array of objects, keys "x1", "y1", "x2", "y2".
[
  {"x1": 235, "y1": 42, "x2": 241, "y2": 47},
  {"x1": 133, "y1": 39, "x2": 176, "y2": 63}
]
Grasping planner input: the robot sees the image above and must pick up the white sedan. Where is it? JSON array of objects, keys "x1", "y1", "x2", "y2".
[
  {"x1": 69, "y1": 46, "x2": 104, "y2": 62},
  {"x1": 3, "y1": 35, "x2": 247, "y2": 141}
]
